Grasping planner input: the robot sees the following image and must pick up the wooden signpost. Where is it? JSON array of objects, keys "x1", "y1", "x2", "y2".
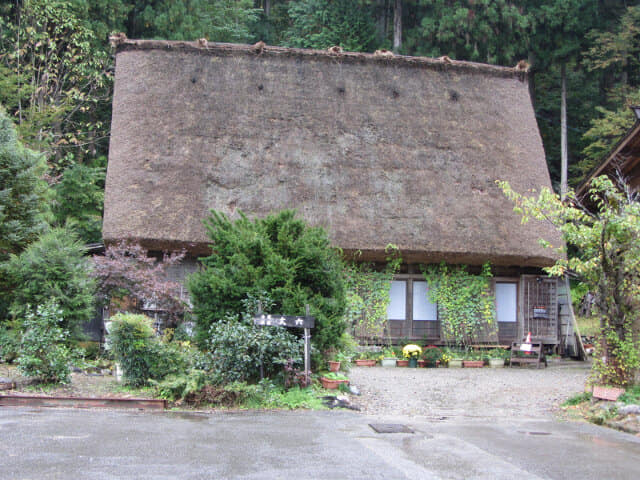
[{"x1": 253, "y1": 304, "x2": 314, "y2": 386}]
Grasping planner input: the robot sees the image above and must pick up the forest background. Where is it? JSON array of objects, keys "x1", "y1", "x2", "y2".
[{"x1": 1, "y1": 0, "x2": 639, "y2": 247}]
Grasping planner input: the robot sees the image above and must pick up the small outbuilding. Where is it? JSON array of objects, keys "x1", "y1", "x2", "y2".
[{"x1": 576, "y1": 108, "x2": 640, "y2": 198}]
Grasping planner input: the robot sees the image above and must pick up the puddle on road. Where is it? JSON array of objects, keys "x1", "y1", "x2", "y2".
[{"x1": 165, "y1": 412, "x2": 210, "y2": 422}]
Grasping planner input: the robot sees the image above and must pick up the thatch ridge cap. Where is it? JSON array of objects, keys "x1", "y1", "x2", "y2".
[{"x1": 115, "y1": 39, "x2": 525, "y2": 79}]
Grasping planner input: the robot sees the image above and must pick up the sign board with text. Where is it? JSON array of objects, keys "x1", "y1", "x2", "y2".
[{"x1": 253, "y1": 314, "x2": 315, "y2": 329}]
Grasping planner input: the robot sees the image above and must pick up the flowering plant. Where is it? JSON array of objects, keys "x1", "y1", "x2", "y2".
[
  {"x1": 402, "y1": 344, "x2": 422, "y2": 358},
  {"x1": 382, "y1": 347, "x2": 397, "y2": 358},
  {"x1": 440, "y1": 352, "x2": 452, "y2": 365}
]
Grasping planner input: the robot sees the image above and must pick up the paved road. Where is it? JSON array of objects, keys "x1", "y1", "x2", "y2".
[{"x1": 1, "y1": 407, "x2": 639, "y2": 479}]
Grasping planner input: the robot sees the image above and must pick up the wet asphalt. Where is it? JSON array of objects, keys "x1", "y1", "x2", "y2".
[{"x1": 1, "y1": 407, "x2": 639, "y2": 479}]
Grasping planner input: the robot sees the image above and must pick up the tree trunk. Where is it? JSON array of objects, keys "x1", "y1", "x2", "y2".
[
  {"x1": 560, "y1": 62, "x2": 568, "y2": 201},
  {"x1": 528, "y1": 51, "x2": 536, "y2": 109},
  {"x1": 393, "y1": 0, "x2": 402, "y2": 53},
  {"x1": 376, "y1": 0, "x2": 389, "y2": 44},
  {"x1": 264, "y1": 0, "x2": 270, "y2": 18}
]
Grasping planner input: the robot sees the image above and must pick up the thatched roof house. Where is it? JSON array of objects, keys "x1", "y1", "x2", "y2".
[
  {"x1": 104, "y1": 40, "x2": 575, "y2": 348},
  {"x1": 104, "y1": 39, "x2": 561, "y2": 267}
]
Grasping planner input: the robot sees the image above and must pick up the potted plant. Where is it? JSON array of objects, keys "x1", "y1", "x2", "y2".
[
  {"x1": 439, "y1": 351, "x2": 453, "y2": 367},
  {"x1": 422, "y1": 346, "x2": 442, "y2": 368},
  {"x1": 462, "y1": 350, "x2": 484, "y2": 368},
  {"x1": 355, "y1": 351, "x2": 377, "y2": 367},
  {"x1": 394, "y1": 346, "x2": 408, "y2": 366},
  {"x1": 380, "y1": 347, "x2": 397, "y2": 367},
  {"x1": 486, "y1": 348, "x2": 508, "y2": 368},
  {"x1": 446, "y1": 348, "x2": 464, "y2": 368},
  {"x1": 402, "y1": 344, "x2": 422, "y2": 368},
  {"x1": 320, "y1": 372, "x2": 350, "y2": 389},
  {"x1": 548, "y1": 354, "x2": 562, "y2": 364},
  {"x1": 328, "y1": 360, "x2": 341, "y2": 372}
]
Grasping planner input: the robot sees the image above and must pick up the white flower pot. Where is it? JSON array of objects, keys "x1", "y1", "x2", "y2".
[
  {"x1": 488, "y1": 358, "x2": 505, "y2": 368},
  {"x1": 381, "y1": 358, "x2": 397, "y2": 367}
]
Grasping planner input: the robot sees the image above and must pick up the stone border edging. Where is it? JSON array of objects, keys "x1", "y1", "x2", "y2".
[{"x1": 0, "y1": 395, "x2": 166, "y2": 410}]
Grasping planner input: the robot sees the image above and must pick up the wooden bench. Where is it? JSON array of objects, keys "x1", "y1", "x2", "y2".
[{"x1": 510, "y1": 341, "x2": 546, "y2": 368}]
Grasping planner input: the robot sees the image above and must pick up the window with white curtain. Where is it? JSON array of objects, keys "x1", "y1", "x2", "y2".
[
  {"x1": 412, "y1": 281, "x2": 437, "y2": 321},
  {"x1": 496, "y1": 282, "x2": 517, "y2": 322},
  {"x1": 387, "y1": 280, "x2": 406, "y2": 320}
]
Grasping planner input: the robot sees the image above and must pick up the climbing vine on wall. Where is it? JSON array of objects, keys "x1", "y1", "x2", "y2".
[
  {"x1": 423, "y1": 262, "x2": 496, "y2": 349},
  {"x1": 343, "y1": 244, "x2": 401, "y2": 344}
]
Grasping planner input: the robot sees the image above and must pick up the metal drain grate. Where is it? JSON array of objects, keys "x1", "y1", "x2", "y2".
[{"x1": 369, "y1": 424, "x2": 414, "y2": 434}]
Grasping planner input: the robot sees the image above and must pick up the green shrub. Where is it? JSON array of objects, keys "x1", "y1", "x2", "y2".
[
  {"x1": 106, "y1": 313, "x2": 156, "y2": 386},
  {"x1": 187, "y1": 210, "x2": 346, "y2": 352},
  {"x1": 0, "y1": 322, "x2": 20, "y2": 362},
  {"x1": 422, "y1": 346, "x2": 442, "y2": 366},
  {"x1": 485, "y1": 348, "x2": 510, "y2": 360},
  {"x1": 156, "y1": 370, "x2": 210, "y2": 402},
  {"x1": 322, "y1": 372, "x2": 348, "y2": 380},
  {"x1": 619, "y1": 386, "x2": 640, "y2": 405},
  {"x1": 226, "y1": 380, "x2": 325, "y2": 409},
  {"x1": 0, "y1": 107, "x2": 49, "y2": 322},
  {"x1": 7, "y1": 227, "x2": 96, "y2": 337},
  {"x1": 76, "y1": 341, "x2": 101, "y2": 360},
  {"x1": 52, "y1": 163, "x2": 105, "y2": 244},
  {"x1": 17, "y1": 301, "x2": 73, "y2": 383},
  {"x1": 561, "y1": 392, "x2": 593, "y2": 407},
  {"x1": 207, "y1": 315, "x2": 303, "y2": 384},
  {"x1": 107, "y1": 313, "x2": 196, "y2": 386}
]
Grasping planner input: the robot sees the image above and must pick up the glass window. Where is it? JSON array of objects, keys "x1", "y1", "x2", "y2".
[
  {"x1": 387, "y1": 280, "x2": 406, "y2": 320},
  {"x1": 496, "y1": 283, "x2": 517, "y2": 323},
  {"x1": 412, "y1": 281, "x2": 437, "y2": 321}
]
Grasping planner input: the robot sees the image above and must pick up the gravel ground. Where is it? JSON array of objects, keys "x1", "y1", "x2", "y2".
[
  {"x1": 0, "y1": 364, "x2": 154, "y2": 399},
  {"x1": 348, "y1": 360, "x2": 591, "y2": 420}
]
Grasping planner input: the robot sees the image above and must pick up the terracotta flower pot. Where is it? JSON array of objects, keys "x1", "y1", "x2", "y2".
[
  {"x1": 328, "y1": 361, "x2": 341, "y2": 372},
  {"x1": 463, "y1": 360, "x2": 484, "y2": 368},
  {"x1": 417, "y1": 359, "x2": 426, "y2": 368},
  {"x1": 321, "y1": 377, "x2": 349, "y2": 389},
  {"x1": 355, "y1": 359, "x2": 376, "y2": 367},
  {"x1": 396, "y1": 359, "x2": 409, "y2": 367}
]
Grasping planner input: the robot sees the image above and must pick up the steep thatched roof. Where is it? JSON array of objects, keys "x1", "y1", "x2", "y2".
[{"x1": 104, "y1": 40, "x2": 563, "y2": 267}]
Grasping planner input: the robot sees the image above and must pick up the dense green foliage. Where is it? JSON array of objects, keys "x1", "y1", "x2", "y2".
[
  {"x1": 106, "y1": 313, "x2": 196, "y2": 386},
  {"x1": 16, "y1": 300, "x2": 74, "y2": 383},
  {"x1": 283, "y1": 0, "x2": 378, "y2": 52},
  {"x1": 500, "y1": 177, "x2": 640, "y2": 386},
  {"x1": 130, "y1": 0, "x2": 259, "y2": 42},
  {"x1": 6, "y1": 228, "x2": 96, "y2": 336},
  {"x1": 52, "y1": 163, "x2": 105, "y2": 244},
  {"x1": 343, "y1": 245, "x2": 401, "y2": 344},
  {"x1": 0, "y1": 107, "x2": 49, "y2": 262},
  {"x1": 187, "y1": 210, "x2": 346, "y2": 351},
  {"x1": 0, "y1": 322, "x2": 21, "y2": 362},
  {"x1": 404, "y1": 0, "x2": 531, "y2": 64},
  {"x1": 207, "y1": 315, "x2": 303, "y2": 384},
  {"x1": 423, "y1": 263, "x2": 496, "y2": 349},
  {"x1": 0, "y1": 107, "x2": 49, "y2": 320},
  {"x1": 0, "y1": 0, "x2": 114, "y2": 167}
]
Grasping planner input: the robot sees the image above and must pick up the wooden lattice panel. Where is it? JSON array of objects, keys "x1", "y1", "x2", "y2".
[{"x1": 522, "y1": 276, "x2": 558, "y2": 343}]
